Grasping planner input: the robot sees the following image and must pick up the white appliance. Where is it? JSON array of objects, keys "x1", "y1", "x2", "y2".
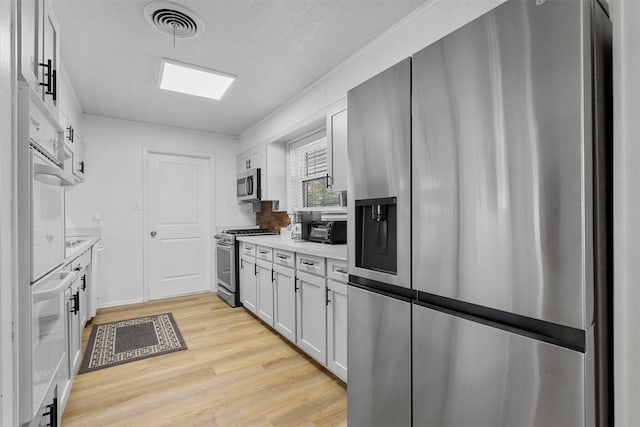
[
  {"x1": 31, "y1": 148, "x2": 70, "y2": 281},
  {"x1": 30, "y1": 267, "x2": 77, "y2": 425},
  {"x1": 236, "y1": 168, "x2": 261, "y2": 202},
  {"x1": 18, "y1": 82, "x2": 75, "y2": 426}
]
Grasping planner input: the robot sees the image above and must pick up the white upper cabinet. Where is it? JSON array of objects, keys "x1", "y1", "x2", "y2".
[
  {"x1": 20, "y1": 0, "x2": 60, "y2": 121},
  {"x1": 326, "y1": 99, "x2": 348, "y2": 193},
  {"x1": 19, "y1": 0, "x2": 40, "y2": 93},
  {"x1": 237, "y1": 142, "x2": 287, "y2": 210},
  {"x1": 237, "y1": 146, "x2": 264, "y2": 172}
]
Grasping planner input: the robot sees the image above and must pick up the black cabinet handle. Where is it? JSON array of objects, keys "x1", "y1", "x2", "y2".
[
  {"x1": 271, "y1": 269, "x2": 275, "y2": 283},
  {"x1": 81, "y1": 274, "x2": 86, "y2": 291},
  {"x1": 66, "y1": 126, "x2": 74, "y2": 142},
  {"x1": 326, "y1": 287, "x2": 331, "y2": 306},
  {"x1": 79, "y1": 161, "x2": 85, "y2": 174},
  {"x1": 326, "y1": 173, "x2": 332, "y2": 188},
  {"x1": 51, "y1": 68, "x2": 57, "y2": 101},
  {"x1": 254, "y1": 263, "x2": 257, "y2": 276},
  {"x1": 39, "y1": 59, "x2": 53, "y2": 96},
  {"x1": 295, "y1": 277, "x2": 299, "y2": 292},
  {"x1": 43, "y1": 397, "x2": 57, "y2": 427},
  {"x1": 69, "y1": 293, "x2": 77, "y2": 314},
  {"x1": 38, "y1": 59, "x2": 57, "y2": 102}
]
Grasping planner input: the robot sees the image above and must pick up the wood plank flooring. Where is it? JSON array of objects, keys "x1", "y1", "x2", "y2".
[{"x1": 62, "y1": 293, "x2": 347, "y2": 426}]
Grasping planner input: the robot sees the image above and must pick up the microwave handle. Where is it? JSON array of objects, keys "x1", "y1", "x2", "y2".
[{"x1": 246, "y1": 176, "x2": 250, "y2": 196}]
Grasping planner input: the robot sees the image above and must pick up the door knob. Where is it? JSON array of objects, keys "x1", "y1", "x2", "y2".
[{"x1": 150, "y1": 230, "x2": 157, "y2": 237}]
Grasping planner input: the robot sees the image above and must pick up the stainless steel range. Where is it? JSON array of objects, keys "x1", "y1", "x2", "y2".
[{"x1": 214, "y1": 229, "x2": 277, "y2": 307}]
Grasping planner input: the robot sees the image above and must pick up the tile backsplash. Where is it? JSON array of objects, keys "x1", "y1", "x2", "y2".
[{"x1": 256, "y1": 201, "x2": 290, "y2": 233}]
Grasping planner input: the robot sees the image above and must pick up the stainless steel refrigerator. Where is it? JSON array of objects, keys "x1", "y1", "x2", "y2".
[{"x1": 346, "y1": 0, "x2": 612, "y2": 426}]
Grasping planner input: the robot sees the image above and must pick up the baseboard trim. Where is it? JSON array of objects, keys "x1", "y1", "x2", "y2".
[{"x1": 96, "y1": 298, "x2": 144, "y2": 309}]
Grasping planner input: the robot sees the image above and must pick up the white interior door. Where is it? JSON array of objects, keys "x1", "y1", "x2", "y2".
[{"x1": 148, "y1": 152, "x2": 210, "y2": 300}]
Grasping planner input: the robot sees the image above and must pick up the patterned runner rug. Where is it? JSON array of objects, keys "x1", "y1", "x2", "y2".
[{"x1": 79, "y1": 312, "x2": 187, "y2": 374}]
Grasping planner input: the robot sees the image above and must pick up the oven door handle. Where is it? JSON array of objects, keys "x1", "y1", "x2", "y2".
[
  {"x1": 32, "y1": 271, "x2": 79, "y2": 302},
  {"x1": 217, "y1": 286, "x2": 233, "y2": 297},
  {"x1": 34, "y1": 164, "x2": 75, "y2": 186}
]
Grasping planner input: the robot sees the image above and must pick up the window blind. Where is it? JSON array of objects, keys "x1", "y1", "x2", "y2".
[{"x1": 288, "y1": 129, "x2": 327, "y2": 212}]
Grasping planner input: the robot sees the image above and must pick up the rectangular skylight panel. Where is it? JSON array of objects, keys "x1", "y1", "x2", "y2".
[{"x1": 159, "y1": 58, "x2": 235, "y2": 100}]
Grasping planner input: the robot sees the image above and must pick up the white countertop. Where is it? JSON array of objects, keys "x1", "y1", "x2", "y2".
[
  {"x1": 236, "y1": 234, "x2": 347, "y2": 261},
  {"x1": 64, "y1": 235, "x2": 100, "y2": 264}
]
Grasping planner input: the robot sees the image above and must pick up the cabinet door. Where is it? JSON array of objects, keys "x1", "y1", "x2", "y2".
[
  {"x1": 273, "y1": 264, "x2": 296, "y2": 343},
  {"x1": 249, "y1": 146, "x2": 264, "y2": 171},
  {"x1": 327, "y1": 279, "x2": 348, "y2": 381},
  {"x1": 20, "y1": 0, "x2": 43, "y2": 93},
  {"x1": 66, "y1": 280, "x2": 81, "y2": 375},
  {"x1": 237, "y1": 152, "x2": 248, "y2": 172},
  {"x1": 296, "y1": 271, "x2": 327, "y2": 364},
  {"x1": 327, "y1": 103, "x2": 348, "y2": 193},
  {"x1": 40, "y1": 0, "x2": 59, "y2": 117},
  {"x1": 79, "y1": 266, "x2": 90, "y2": 327},
  {"x1": 72, "y1": 133, "x2": 85, "y2": 180},
  {"x1": 256, "y1": 260, "x2": 274, "y2": 326},
  {"x1": 240, "y1": 256, "x2": 257, "y2": 314}
]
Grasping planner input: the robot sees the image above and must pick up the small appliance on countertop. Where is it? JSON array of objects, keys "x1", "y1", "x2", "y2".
[{"x1": 307, "y1": 220, "x2": 347, "y2": 244}]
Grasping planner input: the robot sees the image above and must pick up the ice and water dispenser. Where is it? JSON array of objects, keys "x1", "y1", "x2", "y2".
[{"x1": 355, "y1": 197, "x2": 397, "y2": 275}]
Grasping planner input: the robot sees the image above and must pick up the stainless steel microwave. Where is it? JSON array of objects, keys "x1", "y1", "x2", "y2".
[{"x1": 237, "y1": 168, "x2": 261, "y2": 202}]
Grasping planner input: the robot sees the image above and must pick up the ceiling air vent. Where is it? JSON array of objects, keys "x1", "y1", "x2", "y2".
[{"x1": 144, "y1": 1, "x2": 205, "y2": 39}]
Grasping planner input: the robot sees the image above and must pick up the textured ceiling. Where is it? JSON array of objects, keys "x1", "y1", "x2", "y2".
[{"x1": 52, "y1": 0, "x2": 424, "y2": 136}]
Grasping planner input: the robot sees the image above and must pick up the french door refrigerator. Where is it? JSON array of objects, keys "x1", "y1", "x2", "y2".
[{"x1": 346, "y1": 0, "x2": 612, "y2": 426}]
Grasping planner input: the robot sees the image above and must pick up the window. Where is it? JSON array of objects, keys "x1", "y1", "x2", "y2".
[{"x1": 288, "y1": 131, "x2": 341, "y2": 211}]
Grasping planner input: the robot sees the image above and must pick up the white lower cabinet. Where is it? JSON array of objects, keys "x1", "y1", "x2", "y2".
[
  {"x1": 273, "y1": 264, "x2": 296, "y2": 343},
  {"x1": 326, "y1": 279, "x2": 348, "y2": 381},
  {"x1": 256, "y1": 259, "x2": 274, "y2": 326},
  {"x1": 239, "y1": 241, "x2": 347, "y2": 382},
  {"x1": 240, "y1": 255, "x2": 257, "y2": 314},
  {"x1": 296, "y1": 270, "x2": 327, "y2": 365}
]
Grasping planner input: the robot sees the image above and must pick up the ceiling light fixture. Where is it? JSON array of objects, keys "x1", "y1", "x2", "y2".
[{"x1": 158, "y1": 58, "x2": 235, "y2": 100}]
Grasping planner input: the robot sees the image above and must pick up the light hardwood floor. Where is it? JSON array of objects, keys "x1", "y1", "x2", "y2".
[{"x1": 62, "y1": 293, "x2": 347, "y2": 426}]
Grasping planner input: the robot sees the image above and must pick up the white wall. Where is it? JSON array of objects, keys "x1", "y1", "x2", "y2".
[
  {"x1": 238, "y1": 0, "x2": 506, "y2": 151},
  {"x1": 613, "y1": 0, "x2": 640, "y2": 425},
  {"x1": 66, "y1": 115, "x2": 253, "y2": 307}
]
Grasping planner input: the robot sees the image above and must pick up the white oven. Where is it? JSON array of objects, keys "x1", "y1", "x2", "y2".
[
  {"x1": 236, "y1": 168, "x2": 261, "y2": 202},
  {"x1": 30, "y1": 267, "x2": 77, "y2": 423},
  {"x1": 215, "y1": 236, "x2": 237, "y2": 306},
  {"x1": 31, "y1": 148, "x2": 71, "y2": 281}
]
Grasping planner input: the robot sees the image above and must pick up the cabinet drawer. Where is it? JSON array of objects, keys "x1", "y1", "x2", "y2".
[
  {"x1": 256, "y1": 245, "x2": 273, "y2": 262},
  {"x1": 327, "y1": 259, "x2": 348, "y2": 283},
  {"x1": 296, "y1": 254, "x2": 325, "y2": 277},
  {"x1": 29, "y1": 99, "x2": 61, "y2": 163},
  {"x1": 274, "y1": 249, "x2": 295, "y2": 268},
  {"x1": 241, "y1": 242, "x2": 256, "y2": 257},
  {"x1": 72, "y1": 249, "x2": 91, "y2": 272}
]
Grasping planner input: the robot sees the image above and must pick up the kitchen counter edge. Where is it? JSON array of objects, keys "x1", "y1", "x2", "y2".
[
  {"x1": 236, "y1": 235, "x2": 347, "y2": 261},
  {"x1": 64, "y1": 236, "x2": 101, "y2": 264}
]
